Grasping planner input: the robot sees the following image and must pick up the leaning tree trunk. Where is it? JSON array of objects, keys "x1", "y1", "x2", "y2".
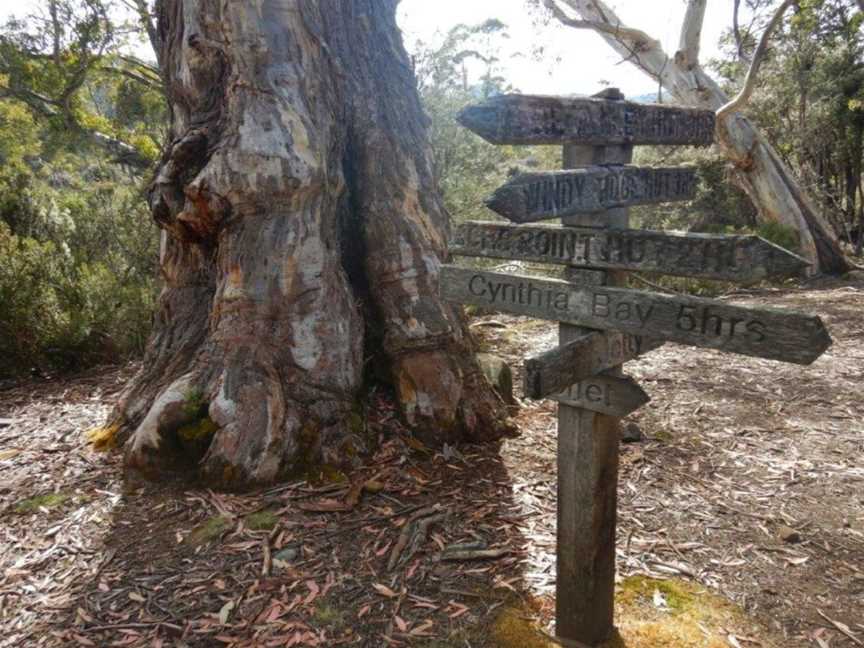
[
  {"x1": 549, "y1": 0, "x2": 851, "y2": 275},
  {"x1": 108, "y1": 0, "x2": 513, "y2": 487}
]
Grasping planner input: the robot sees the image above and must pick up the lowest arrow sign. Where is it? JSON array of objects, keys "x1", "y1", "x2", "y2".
[
  {"x1": 552, "y1": 375, "x2": 649, "y2": 418},
  {"x1": 451, "y1": 221, "x2": 809, "y2": 282},
  {"x1": 524, "y1": 331, "x2": 662, "y2": 400},
  {"x1": 441, "y1": 266, "x2": 831, "y2": 365},
  {"x1": 485, "y1": 167, "x2": 698, "y2": 223},
  {"x1": 458, "y1": 94, "x2": 716, "y2": 146}
]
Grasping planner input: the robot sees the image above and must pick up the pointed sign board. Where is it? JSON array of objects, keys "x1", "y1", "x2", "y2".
[
  {"x1": 458, "y1": 94, "x2": 716, "y2": 147},
  {"x1": 523, "y1": 331, "x2": 662, "y2": 400},
  {"x1": 440, "y1": 266, "x2": 832, "y2": 365},
  {"x1": 552, "y1": 374, "x2": 649, "y2": 418},
  {"x1": 485, "y1": 167, "x2": 698, "y2": 222},
  {"x1": 451, "y1": 221, "x2": 810, "y2": 283}
]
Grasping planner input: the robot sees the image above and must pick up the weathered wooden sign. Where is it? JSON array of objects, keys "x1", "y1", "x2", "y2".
[
  {"x1": 451, "y1": 221, "x2": 810, "y2": 282},
  {"x1": 552, "y1": 374, "x2": 649, "y2": 418},
  {"x1": 441, "y1": 266, "x2": 831, "y2": 364},
  {"x1": 458, "y1": 94, "x2": 716, "y2": 146},
  {"x1": 524, "y1": 331, "x2": 662, "y2": 400},
  {"x1": 485, "y1": 167, "x2": 698, "y2": 222}
]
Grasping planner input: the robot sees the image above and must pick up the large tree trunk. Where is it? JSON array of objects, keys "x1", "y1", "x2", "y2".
[
  {"x1": 547, "y1": 0, "x2": 851, "y2": 275},
  {"x1": 109, "y1": 0, "x2": 513, "y2": 488}
]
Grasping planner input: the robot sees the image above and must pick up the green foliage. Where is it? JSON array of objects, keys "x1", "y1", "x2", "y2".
[
  {"x1": 631, "y1": 146, "x2": 756, "y2": 233},
  {"x1": 711, "y1": 0, "x2": 864, "y2": 241},
  {"x1": 0, "y1": 160, "x2": 157, "y2": 378},
  {"x1": 755, "y1": 221, "x2": 801, "y2": 253},
  {"x1": 0, "y1": 2, "x2": 162, "y2": 378}
]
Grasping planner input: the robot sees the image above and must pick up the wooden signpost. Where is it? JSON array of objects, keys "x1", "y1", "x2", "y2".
[
  {"x1": 484, "y1": 166, "x2": 698, "y2": 221},
  {"x1": 443, "y1": 89, "x2": 833, "y2": 647},
  {"x1": 440, "y1": 266, "x2": 831, "y2": 365},
  {"x1": 552, "y1": 374, "x2": 649, "y2": 418},
  {"x1": 451, "y1": 221, "x2": 810, "y2": 282},
  {"x1": 524, "y1": 331, "x2": 662, "y2": 400},
  {"x1": 457, "y1": 94, "x2": 717, "y2": 146}
]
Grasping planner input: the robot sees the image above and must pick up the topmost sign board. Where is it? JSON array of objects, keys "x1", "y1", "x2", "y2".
[{"x1": 458, "y1": 94, "x2": 717, "y2": 147}]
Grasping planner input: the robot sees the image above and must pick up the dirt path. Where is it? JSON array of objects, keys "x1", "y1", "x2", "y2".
[{"x1": 1, "y1": 275, "x2": 862, "y2": 647}]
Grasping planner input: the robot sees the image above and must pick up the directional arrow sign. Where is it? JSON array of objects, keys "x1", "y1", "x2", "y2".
[
  {"x1": 440, "y1": 266, "x2": 831, "y2": 365},
  {"x1": 524, "y1": 331, "x2": 662, "y2": 400},
  {"x1": 485, "y1": 167, "x2": 698, "y2": 223},
  {"x1": 451, "y1": 222, "x2": 809, "y2": 282},
  {"x1": 458, "y1": 94, "x2": 716, "y2": 147},
  {"x1": 552, "y1": 374, "x2": 650, "y2": 418}
]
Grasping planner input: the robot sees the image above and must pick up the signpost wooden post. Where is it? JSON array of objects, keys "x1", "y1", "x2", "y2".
[
  {"x1": 442, "y1": 88, "x2": 832, "y2": 647},
  {"x1": 555, "y1": 95, "x2": 633, "y2": 642}
]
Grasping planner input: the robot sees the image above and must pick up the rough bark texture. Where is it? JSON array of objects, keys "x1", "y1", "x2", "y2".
[
  {"x1": 546, "y1": 0, "x2": 851, "y2": 275},
  {"x1": 109, "y1": 0, "x2": 513, "y2": 488}
]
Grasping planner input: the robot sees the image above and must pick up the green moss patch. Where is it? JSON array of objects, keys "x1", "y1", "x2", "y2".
[
  {"x1": 14, "y1": 492, "x2": 70, "y2": 514},
  {"x1": 244, "y1": 510, "x2": 279, "y2": 532},
  {"x1": 489, "y1": 607, "x2": 556, "y2": 648},
  {"x1": 313, "y1": 600, "x2": 346, "y2": 629},
  {"x1": 186, "y1": 515, "x2": 232, "y2": 547},
  {"x1": 609, "y1": 576, "x2": 776, "y2": 648}
]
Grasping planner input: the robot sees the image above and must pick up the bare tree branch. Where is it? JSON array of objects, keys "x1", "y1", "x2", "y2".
[
  {"x1": 676, "y1": 0, "x2": 707, "y2": 69},
  {"x1": 718, "y1": 0, "x2": 795, "y2": 121},
  {"x1": 119, "y1": 55, "x2": 161, "y2": 80},
  {"x1": 99, "y1": 64, "x2": 163, "y2": 90},
  {"x1": 544, "y1": 0, "x2": 670, "y2": 85},
  {"x1": 0, "y1": 83, "x2": 152, "y2": 170},
  {"x1": 542, "y1": 0, "x2": 661, "y2": 52},
  {"x1": 121, "y1": 0, "x2": 162, "y2": 69},
  {"x1": 733, "y1": 0, "x2": 748, "y2": 60}
]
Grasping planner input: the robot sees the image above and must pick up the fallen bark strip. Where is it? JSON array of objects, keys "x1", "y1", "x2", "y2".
[
  {"x1": 388, "y1": 505, "x2": 446, "y2": 571},
  {"x1": 439, "y1": 548, "x2": 510, "y2": 562}
]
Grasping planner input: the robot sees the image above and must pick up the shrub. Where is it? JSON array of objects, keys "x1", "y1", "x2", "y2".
[{"x1": 0, "y1": 221, "x2": 156, "y2": 378}]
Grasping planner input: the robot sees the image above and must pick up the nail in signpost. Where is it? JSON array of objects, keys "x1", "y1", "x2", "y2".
[{"x1": 442, "y1": 89, "x2": 832, "y2": 647}]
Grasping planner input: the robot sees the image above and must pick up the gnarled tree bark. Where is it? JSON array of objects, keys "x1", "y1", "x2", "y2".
[
  {"x1": 108, "y1": 0, "x2": 513, "y2": 488},
  {"x1": 543, "y1": 0, "x2": 851, "y2": 276}
]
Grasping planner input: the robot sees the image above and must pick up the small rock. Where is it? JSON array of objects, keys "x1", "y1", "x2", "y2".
[
  {"x1": 274, "y1": 547, "x2": 299, "y2": 564},
  {"x1": 621, "y1": 422, "x2": 643, "y2": 444},
  {"x1": 778, "y1": 525, "x2": 801, "y2": 544},
  {"x1": 476, "y1": 353, "x2": 515, "y2": 405}
]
